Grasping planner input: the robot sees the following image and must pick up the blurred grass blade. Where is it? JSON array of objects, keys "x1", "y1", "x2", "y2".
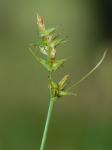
[{"x1": 67, "y1": 49, "x2": 108, "y2": 91}]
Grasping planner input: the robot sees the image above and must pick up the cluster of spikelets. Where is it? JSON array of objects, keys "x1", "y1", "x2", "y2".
[
  {"x1": 29, "y1": 14, "x2": 107, "y2": 101},
  {"x1": 29, "y1": 14, "x2": 75, "y2": 100}
]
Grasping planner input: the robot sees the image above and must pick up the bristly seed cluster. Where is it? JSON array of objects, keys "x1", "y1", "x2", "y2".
[
  {"x1": 29, "y1": 14, "x2": 107, "y2": 101},
  {"x1": 29, "y1": 14, "x2": 75, "y2": 100}
]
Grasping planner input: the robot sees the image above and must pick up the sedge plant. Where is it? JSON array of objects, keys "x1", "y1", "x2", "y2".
[{"x1": 29, "y1": 14, "x2": 107, "y2": 150}]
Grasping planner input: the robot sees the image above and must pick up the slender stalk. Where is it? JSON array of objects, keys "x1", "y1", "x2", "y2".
[
  {"x1": 40, "y1": 72, "x2": 54, "y2": 150},
  {"x1": 40, "y1": 101, "x2": 54, "y2": 150}
]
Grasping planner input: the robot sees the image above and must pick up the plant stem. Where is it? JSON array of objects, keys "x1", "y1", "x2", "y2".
[
  {"x1": 40, "y1": 72, "x2": 54, "y2": 150},
  {"x1": 40, "y1": 100, "x2": 54, "y2": 150}
]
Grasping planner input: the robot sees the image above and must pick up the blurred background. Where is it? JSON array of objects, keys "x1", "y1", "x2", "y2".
[{"x1": 0, "y1": 0, "x2": 112, "y2": 149}]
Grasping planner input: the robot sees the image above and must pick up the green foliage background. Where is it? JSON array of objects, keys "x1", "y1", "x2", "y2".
[{"x1": 0, "y1": 0, "x2": 112, "y2": 149}]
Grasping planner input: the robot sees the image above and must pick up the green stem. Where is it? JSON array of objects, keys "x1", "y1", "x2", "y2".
[
  {"x1": 40, "y1": 72, "x2": 54, "y2": 150},
  {"x1": 40, "y1": 100, "x2": 54, "y2": 150}
]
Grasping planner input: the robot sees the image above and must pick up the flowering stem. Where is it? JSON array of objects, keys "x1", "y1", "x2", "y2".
[
  {"x1": 29, "y1": 14, "x2": 107, "y2": 150},
  {"x1": 40, "y1": 72, "x2": 54, "y2": 150}
]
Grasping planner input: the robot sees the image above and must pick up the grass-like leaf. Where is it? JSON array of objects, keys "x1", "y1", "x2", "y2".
[{"x1": 67, "y1": 49, "x2": 108, "y2": 91}]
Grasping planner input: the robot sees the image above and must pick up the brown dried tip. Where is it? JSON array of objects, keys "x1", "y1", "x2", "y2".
[{"x1": 37, "y1": 14, "x2": 45, "y2": 32}]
